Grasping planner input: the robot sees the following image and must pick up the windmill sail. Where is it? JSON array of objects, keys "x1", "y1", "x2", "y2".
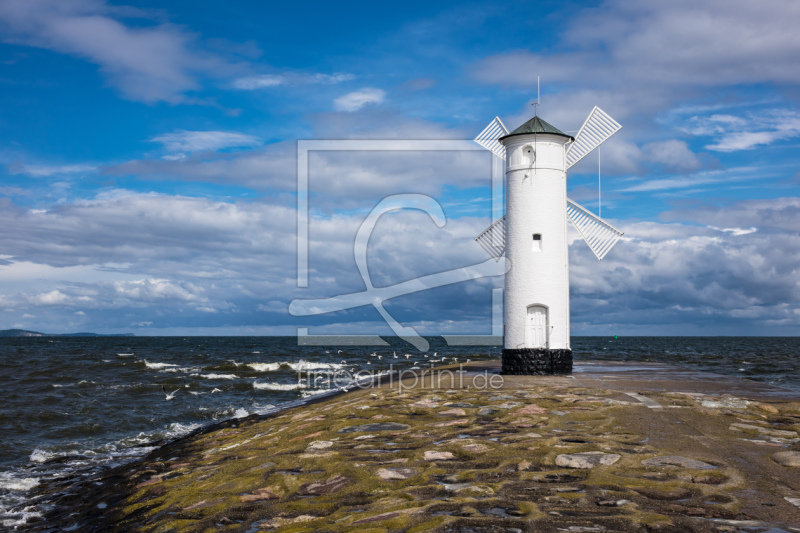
[
  {"x1": 474, "y1": 116, "x2": 509, "y2": 160},
  {"x1": 566, "y1": 199, "x2": 623, "y2": 260},
  {"x1": 565, "y1": 107, "x2": 621, "y2": 170},
  {"x1": 474, "y1": 215, "x2": 506, "y2": 260},
  {"x1": 475, "y1": 202, "x2": 622, "y2": 261}
]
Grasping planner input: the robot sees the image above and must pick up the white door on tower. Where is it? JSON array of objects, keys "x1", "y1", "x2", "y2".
[{"x1": 526, "y1": 305, "x2": 548, "y2": 348}]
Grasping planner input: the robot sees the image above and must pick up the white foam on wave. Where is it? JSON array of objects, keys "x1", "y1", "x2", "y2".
[
  {"x1": 142, "y1": 360, "x2": 178, "y2": 370},
  {"x1": 247, "y1": 362, "x2": 282, "y2": 372},
  {"x1": 289, "y1": 360, "x2": 345, "y2": 371},
  {"x1": 253, "y1": 382, "x2": 307, "y2": 391},
  {"x1": 117, "y1": 353, "x2": 134, "y2": 356},
  {"x1": 252, "y1": 403, "x2": 276, "y2": 414},
  {"x1": 233, "y1": 408, "x2": 249, "y2": 418},
  {"x1": 1, "y1": 506, "x2": 42, "y2": 528},
  {"x1": 243, "y1": 360, "x2": 346, "y2": 372},
  {"x1": 162, "y1": 422, "x2": 201, "y2": 439},
  {"x1": 161, "y1": 366, "x2": 200, "y2": 373},
  {"x1": 29, "y1": 449, "x2": 59, "y2": 464},
  {"x1": 301, "y1": 389, "x2": 332, "y2": 398},
  {"x1": 0, "y1": 475, "x2": 39, "y2": 492},
  {"x1": 197, "y1": 373, "x2": 238, "y2": 380},
  {"x1": 30, "y1": 421, "x2": 201, "y2": 467},
  {"x1": 119, "y1": 422, "x2": 201, "y2": 448},
  {"x1": 108, "y1": 383, "x2": 143, "y2": 389}
]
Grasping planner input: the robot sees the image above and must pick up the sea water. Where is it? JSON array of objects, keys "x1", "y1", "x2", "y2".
[{"x1": 0, "y1": 335, "x2": 797, "y2": 528}]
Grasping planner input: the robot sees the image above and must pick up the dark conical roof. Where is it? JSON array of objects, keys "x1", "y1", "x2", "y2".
[{"x1": 500, "y1": 115, "x2": 574, "y2": 142}]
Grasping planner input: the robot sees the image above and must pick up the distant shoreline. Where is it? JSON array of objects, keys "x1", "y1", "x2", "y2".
[{"x1": 0, "y1": 328, "x2": 135, "y2": 337}]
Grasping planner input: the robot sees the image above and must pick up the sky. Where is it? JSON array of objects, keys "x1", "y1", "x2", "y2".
[{"x1": 0, "y1": 0, "x2": 799, "y2": 338}]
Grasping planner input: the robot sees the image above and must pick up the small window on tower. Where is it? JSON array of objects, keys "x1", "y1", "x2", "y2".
[
  {"x1": 532, "y1": 233, "x2": 542, "y2": 252},
  {"x1": 523, "y1": 145, "x2": 535, "y2": 164}
]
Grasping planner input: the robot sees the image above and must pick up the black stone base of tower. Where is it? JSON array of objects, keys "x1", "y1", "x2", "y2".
[{"x1": 502, "y1": 348, "x2": 573, "y2": 375}]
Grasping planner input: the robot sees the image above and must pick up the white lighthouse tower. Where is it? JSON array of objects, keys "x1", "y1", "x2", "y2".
[
  {"x1": 474, "y1": 107, "x2": 624, "y2": 374},
  {"x1": 501, "y1": 116, "x2": 573, "y2": 373}
]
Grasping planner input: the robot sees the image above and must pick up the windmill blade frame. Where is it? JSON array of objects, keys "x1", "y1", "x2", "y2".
[
  {"x1": 474, "y1": 116, "x2": 509, "y2": 160},
  {"x1": 566, "y1": 198, "x2": 623, "y2": 261},
  {"x1": 565, "y1": 106, "x2": 621, "y2": 170},
  {"x1": 474, "y1": 215, "x2": 506, "y2": 260}
]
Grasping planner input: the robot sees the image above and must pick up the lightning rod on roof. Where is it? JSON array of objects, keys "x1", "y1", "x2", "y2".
[{"x1": 531, "y1": 76, "x2": 540, "y2": 116}]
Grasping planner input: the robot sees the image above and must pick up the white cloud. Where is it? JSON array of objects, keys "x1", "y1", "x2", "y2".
[
  {"x1": 0, "y1": 0, "x2": 237, "y2": 103},
  {"x1": 334, "y1": 88, "x2": 385, "y2": 112},
  {"x1": 106, "y1": 141, "x2": 489, "y2": 205},
  {"x1": 111, "y1": 279, "x2": 202, "y2": 302},
  {"x1": 469, "y1": 0, "x2": 800, "y2": 147},
  {"x1": 232, "y1": 72, "x2": 354, "y2": 90},
  {"x1": 682, "y1": 110, "x2": 800, "y2": 151},
  {"x1": 257, "y1": 301, "x2": 286, "y2": 313},
  {"x1": 29, "y1": 289, "x2": 76, "y2": 305},
  {"x1": 708, "y1": 226, "x2": 757, "y2": 236},
  {"x1": 7, "y1": 162, "x2": 97, "y2": 178},
  {"x1": 640, "y1": 140, "x2": 702, "y2": 172},
  {"x1": 706, "y1": 132, "x2": 778, "y2": 152},
  {"x1": 1, "y1": 190, "x2": 799, "y2": 334},
  {"x1": 310, "y1": 73, "x2": 355, "y2": 84},
  {"x1": 567, "y1": 138, "x2": 706, "y2": 177},
  {"x1": 33, "y1": 290, "x2": 67, "y2": 305},
  {"x1": 569, "y1": 198, "x2": 800, "y2": 333},
  {"x1": 105, "y1": 141, "x2": 297, "y2": 190},
  {"x1": 150, "y1": 130, "x2": 261, "y2": 153},
  {"x1": 683, "y1": 114, "x2": 748, "y2": 136},
  {"x1": 232, "y1": 74, "x2": 285, "y2": 89},
  {"x1": 619, "y1": 166, "x2": 762, "y2": 193},
  {"x1": 474, "y1": 0, "x2": 800, "y2": 89}
]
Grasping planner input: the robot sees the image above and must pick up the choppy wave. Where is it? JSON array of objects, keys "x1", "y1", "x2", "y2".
[
  {"x1": 301, "y1": 389, "x2": 333, "y2": 398},
  {"x1": 0, "y1": 472, "x2": 43, "y2": 528},
  {"x1": 161, "y1": 366, "x2": 200, "y2": 373},
  {"x1": 251, "y1": 403, "x2": 276, "y2": 414},
  {"x1": 1, "y1": 507, "x2": 42, "y2": 529},
  {"x1": 29, "y1": 448, "x2": 64, "y2": 464},
  {"x1": 8, "y1": 421, "x2": 201, "y2": 528},
  {"x1": 253, "y1": 382, "x2": 307, "y2": 391},
  {"x1": 246, "y1": 362, "x2": 281, "y2": 372},
  {"x1": 28, "y1": 421, "x2": 199, "y2": 467},
  {"x1": 142, "y1": 360, "x2": 178, "y2": 369},
  {"x1": 120, "y1": 422, "x2": 201, "y2": 447},
  {"x1": 0, "y1": 475, "x2": 39, "y2": 492},
  {"x1": 289, "y1": 360, "x2": 345, "y2": 371},
  {"x1": 197, "y1": 373, "x2": 238, "y2": 380},
  {"x1": 244, "y1": 360, "x2": 346, "y2": 372}
]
